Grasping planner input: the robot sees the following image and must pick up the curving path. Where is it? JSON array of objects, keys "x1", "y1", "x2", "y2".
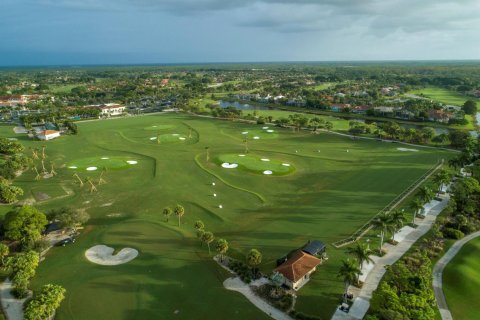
[{"x1": 432, "y1": 230, "x2": 480, "y2": 320}]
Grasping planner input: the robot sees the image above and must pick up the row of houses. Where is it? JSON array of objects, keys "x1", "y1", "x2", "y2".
[{"x1": 0, "y1": 94, "x2": 52, "y2": 106}]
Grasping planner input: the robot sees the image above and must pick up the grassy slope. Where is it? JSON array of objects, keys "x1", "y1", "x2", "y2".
[
  {"x1": 443, "y1": 237, "x2": 480, "y2": 320},
  {"x1": 0, "y1": 114, "x2": 454, "y2": 319}
]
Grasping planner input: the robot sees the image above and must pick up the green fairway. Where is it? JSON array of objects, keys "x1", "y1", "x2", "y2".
[
  {"x1": 443, "y1": 237, "x2": 480, "y2": 320},
  {"x1": 409, "y1": 87, "x2": 479, "y2": 106},
  {"x1": 0, "y1": 114, "x2": 455, "y2": 320},
  {"x1": 143, "y1": 124, "x2": 175, "y2": 131}
]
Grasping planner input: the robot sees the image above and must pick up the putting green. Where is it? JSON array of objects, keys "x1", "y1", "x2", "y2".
[
  {"x1": 240, "y1": 127, "x2": 279, "y2": 140},
  {"x1": 150, "y1": 133, "x2": 188, "y2": 143},
  {"x1": 67, "y1": 156, "x2": 139, "y2": 171},
  {"x1": 144, "y1": 124, "x2": 175, "y2": 131},
  {"x1": 216, "y1": 153, "x2": 295, "y2": 175}
]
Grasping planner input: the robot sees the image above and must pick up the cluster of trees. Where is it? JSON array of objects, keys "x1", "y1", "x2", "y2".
[
  {"x1": 5, "y1": 250, "x2": 39, "y2": 297},
  {"x1": 193, "y1": 220, "x2": 229, "y2": 258},
  {"x1": 162, "y1": 205, "x2": 185, "y2": 227},
  {"x1": 24, "y1": 284, "x2": 66, "y2": 320},
  {"x1": 0, "y1": 138, "x2": 30, "y2": 203}
]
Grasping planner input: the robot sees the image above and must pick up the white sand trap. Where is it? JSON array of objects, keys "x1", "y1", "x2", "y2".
[
  {"x1": 397, "y1": 147, "x2": 419, "y2": 152},
  {"x1": 172, "y1": 134, "x2": 179, "y2": 136},
  {"x1": 179, "y1": 137, "x2": 186, "y2": 140},
  {"x1": 260, "y1": 158, "x2": 270, "y2": 162},
  {"x1": 266, "y1": 130, "x2": 274, "y2": 133},
  {"x1": 101, "y1": 157, "x2": 109, "y2": 160},
  {"x1": 126, "y1": 160, "x2": 138, "y2": 165},
  {"x1": 152, "y1": 125, "x2": 157, "y2": 127},
  {"x1": 242, "y1": 131, "x2": 249, "y2": 134},
  {"x1": 218, "y1": 205, "x2": 223, "y2": 208},
  {"x1": 86, "y1": 167, "x2": 98, "y2": 171},
  {"x1": 262, "y1": 127, "x2": 269, "y2": 129},
  {"x1": 85, "y1": 245, "x2": 138, "y2": 266},
  {"x1": 253, "y1": 136, "x2": 260, "y2": 140},
  {"x1": 282, "y1": 163, "x2": 290, "y2": 167},
  {"x1": 221, "y1": 163, "x2": 238, "y2": 169},
  {"x1": 263, "y1": 170, "x2": 273, "y2": 175},
  {"x1": 238, "y1": 154, "x2": 246, "y2": 157},
  {"x1": 68, "y1": 166, "x2": 77, "y2": 169},
  {"x1": 149, "y1": 137, "x2": 157, "y2": 140}
]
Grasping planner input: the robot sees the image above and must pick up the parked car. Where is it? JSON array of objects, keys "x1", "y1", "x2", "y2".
[{"x1": 57, "y1": 237, "x2": 75, "y2": 247}]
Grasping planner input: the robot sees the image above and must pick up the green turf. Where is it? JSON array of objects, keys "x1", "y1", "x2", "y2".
[
  {"x1": 409, "y1": 87, "x2": 479, "y2": 107},
  {"x1": 216, "y1": 153, "x2": 295, "y2": 176},
  {"x1": 443, "y1": 237, "x2": 480, "y2": 320},
  {"x1": 143, "y1": 124, "x2": 175, "y2": 131},
  {"x1": 0, "y1": 114, "x2": 455, "y2": 320}
]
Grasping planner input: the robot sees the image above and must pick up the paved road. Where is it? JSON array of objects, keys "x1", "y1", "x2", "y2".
[
  {"x1": 331, "y1": 194, "x2": 450, "y2": 320},
  {"x1": 432, "y1": 230, "x2": 480, "y2": 320}
]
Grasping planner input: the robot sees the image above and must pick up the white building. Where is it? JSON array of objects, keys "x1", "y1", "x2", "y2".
[
  {"x1": 38, "y1": 130, "x2": 60, "y2": 141},
  {"x1": 98, "y1": 103, "x2": 126, "y2": 116}
]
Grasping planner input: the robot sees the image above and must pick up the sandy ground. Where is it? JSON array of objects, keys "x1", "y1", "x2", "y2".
[
  {"x1": 0, "y1": 279, "x2": 31, "y2": 320},
  {"x1": 85, "y1": 245, "x2": 138, "y2": 265}
]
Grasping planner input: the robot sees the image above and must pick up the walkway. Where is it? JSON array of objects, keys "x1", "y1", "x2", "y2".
[
  {"x1": 432, "y1": 230, "x2": 480, "y2": 320},
  {"x1": 0, "y1": 279, "x2": 31, "y2": 320},
  {"x1": 223, "y1": 277, "x2": 294, "y2": 320},
  {"x1": 332, "y1": 193, "x2": 450, "y2": 320}
]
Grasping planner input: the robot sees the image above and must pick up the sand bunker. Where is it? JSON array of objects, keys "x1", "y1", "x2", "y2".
[
  {"x1": 263, "y1": 170, "x2": 273, "y2": 175},
  {"x1": 261, "y1": 158, "x2": 270, "y2": 162},
  {"x1": 68, "y1": 166, "x2": 77, "y2": 169},
  {"x1": 126, "y1": 160, "x2": 138, "y2": 165},
  {"x1": 266, "y1": 130, "x2": 274, "y2": 133},
  {"x1": 397, "y1": 147, "x2": 419, "y2": 152},
  {"x1": 172, "y1": 134, "x2": 179, "y2": 136},
  {"x1": 179, "y1": 137, "x2": 186, "y2": 140},
  {"x1": 262, "y1": 127, "x2": 269, "y2": 129},
  {"x1": 86, "y1": 167, "x2": 98, "y2": 171},
  {"x1": 242, "y1": 131, "x2": 248, "y2": 134},
  {"x1": 282, "y1": 163, "x2": 290, "y2": 167},
  {"x1": 149, "y1": 137, "x2": 157, "y2": 140},
  {"x1": 85, "y1": 245, "x2": 138, "y2": 266},
  {"x1": 101, "y1": 157, "x2": 109, "y2": 160},
  {"x1": 238, "y1": 154, "x2": 246, "y2": 157},
  {"x1": 253, "y1": 136, "x2": 260, "y2": 140},
  {"x1": 221, "y1": 163, "x2": 238, "y2": 169}
]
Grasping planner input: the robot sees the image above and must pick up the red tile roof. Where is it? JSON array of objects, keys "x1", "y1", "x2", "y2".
[{"x1": 273, "y1": 250, "x2": 321, "y2": 283}]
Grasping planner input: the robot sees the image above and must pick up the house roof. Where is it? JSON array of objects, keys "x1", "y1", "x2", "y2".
[
  {"x1": 302, "y1": 240, "x2": 326, "y2": 255},
  {"x1": 41, "y1": 130, "x2": 60, "y2": 136},
  {"x1": 273, "y1": 250, "x2": 321, "y2": 283}
]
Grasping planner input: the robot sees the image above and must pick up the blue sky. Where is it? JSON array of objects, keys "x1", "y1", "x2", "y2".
[{"x1": 1, "y1": 0, "x2": 479, "y2": 66}]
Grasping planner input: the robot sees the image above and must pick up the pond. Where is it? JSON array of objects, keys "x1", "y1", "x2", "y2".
[{"x1": 219, "y1": 100, "x2": 270, "y2": 111}]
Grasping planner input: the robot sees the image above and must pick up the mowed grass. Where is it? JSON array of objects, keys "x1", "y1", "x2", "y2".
[
  {"x1": 409, "y1": 86, "x2": 479, "y2": 107},
  {"x1": 443, "y1": 237, "x2": 480, "y2": 320},
  {"x1": 216, "y1": 153, "x2": 295, "y2": 175},
  {"x1": 0, "y1": 114, "x2": 455, "y2": 319}
]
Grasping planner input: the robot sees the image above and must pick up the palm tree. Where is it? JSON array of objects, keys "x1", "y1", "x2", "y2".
[
  {"x1": 433, "y1": 169, "x2": 451, "y2": 195},
  {"x1": 389, "y1": 210, "x2": 406, "y2": 242},
  {"x1": 174, "y1": 205, "x2": 185, "y2": 227},
  {"x1": 215, "y1": 239, "x2": 229, "y2": 261},
  {"x1": 196, "y1": 229, "x2": 205, "y2": 245},
  {"x1": 337, "y1": 259, "x2": 361, "y2": 304},
  {"x1": 201, "y1": 231, "x2": 215, "y2": 254},
  {"x1": 247, "y1": 249, "x2": 262, "y2": 277},
  {"x1": 325, "y1": 121, "x2": 333, "y2": 131},
  {"x1": 370, "y1": 212, "x2": 392, "y2": 253},
  {"x1": 194, "y1": 220, "x2": 205, "y2": 231},
  {"x1": 410, "y1": 198, "x2": 424, "y2": 225},
  {"x1": 418, "y1": 186, "x2": 434, "y2": 204},
  {"x1": 162, "y1": 207, "x2": 172, "y2": 222},
  {"x1": 345, "y1": 242, "x2": 374, "y2": 275}
]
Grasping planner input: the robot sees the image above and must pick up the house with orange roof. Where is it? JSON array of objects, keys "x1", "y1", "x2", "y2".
[
  {"x1": 273, "y1": 250, "x2": 322, "y2": 290},
  {"x1": 38, "y1": 130, "x2": 60, "y2": 141}
]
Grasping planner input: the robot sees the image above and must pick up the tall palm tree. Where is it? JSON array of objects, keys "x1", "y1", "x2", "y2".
[
  {"x1": 410, "y1": 198, "x2": 424, "y2": 225},
  {"x1": 194, "y1": 220, "x2": 205, "y2": 231},
  {"x1": 433, "y1": 169, "x2": 451, "y2": 195},
  {"x1": 345, "y1": 242, "x2": 374, "y2": 281},
  {"x1": 389, "y1": 210, "x2": 406, "y2": 241},
  {"x1": 418, "y1": 186, "x2": 434, "y2": 204},
  {"x1": 215, "y1": 239, "x2": 229, "y2": 262},
  {"x1": 337, "y1": 259, "x2": 361, "y2": 304},
  {"x1": 370, "y1": 212, "x2": 392, "y2": 253},
  {"x1": 162, "y1": 207, "x2": 172, "y2": 222},
  {"x1": 247, "y1": 249, "x2": 262, "y2": 277},
  {"x1": 174, "y1": 205, "x2": 185, "y2": 227},
  {"x1": 201, "y1": 231, "x2": 215, "y2": 254}
]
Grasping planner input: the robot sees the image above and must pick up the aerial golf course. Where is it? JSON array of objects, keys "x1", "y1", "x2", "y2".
[{"x1": 0, "y1": 113, "x2": 453, "y2": 319}]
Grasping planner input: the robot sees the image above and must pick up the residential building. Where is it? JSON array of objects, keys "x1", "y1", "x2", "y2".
[
  {"x1": 273, "y1": 250, "x2": 321, "y2": 290},
  {"x1": 38, "y1": 130, "x2": 61, "y2": 141}
]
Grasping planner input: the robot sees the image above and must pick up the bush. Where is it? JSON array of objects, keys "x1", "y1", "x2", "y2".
[
  {"x1": 289, "y1": 311, "x2": 323, "y2": 320},
  {"x1": 33, "y1": 239, "x2": 51, "y2": 253},
  {"x1": 253, "y1": 284, "x2": 293, "y2": 312},
  {"x1": 442, "y1": 227, "x2": 464, "y2": 239}
]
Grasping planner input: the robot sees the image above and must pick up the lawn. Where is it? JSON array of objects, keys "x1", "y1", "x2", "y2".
[
  {"x1": 409, "y1": 87, "x2": 479, "y2": 107},
  {"x1": 0, "y1": 113, "x2": 454, "y2": 320},
  {"x1": 443, "y1": 237, "x2": 480, "y2": 320}
]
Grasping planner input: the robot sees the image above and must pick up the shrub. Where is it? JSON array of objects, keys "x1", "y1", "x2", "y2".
[{"x1": 442, "y1": 227, "x2": 464, "y2": 239}]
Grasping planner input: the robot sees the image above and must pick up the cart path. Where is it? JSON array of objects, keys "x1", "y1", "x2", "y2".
[{"x1": 432, "y1": 230, "x2": 480, "y2": 320}]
